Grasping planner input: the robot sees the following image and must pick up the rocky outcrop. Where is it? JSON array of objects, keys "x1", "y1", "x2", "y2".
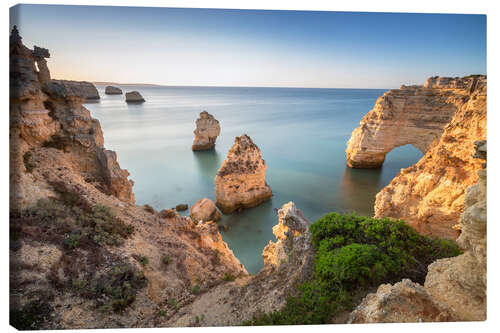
[
  {"x1": 349, "y1": 142, "x2": 487, "y2": 323},
  {"x1": 373, "y1": 76, "x2": 486, "y2": 239},
  {"x1": 166, "y1": 202, "x2": 315, "y2": 326},
  {"x1": 262, "y1": 202, "x2": 312, "y2": 268},
  {"x1": 105, "y1": 85, "x2": 122, "y2": 95},
  {"x1": 10, "y1": 27, "x2": 248, "y2": 329},
  {"x1": 192, "y1": 111, "x2": 221, "y2": 151},
  {"x1": 48, "y1": 80, "x2": 100, "y2": 101},
  {"x1": 214, "y1": 134, "x2": 272, "y2": 214},
  {"x1": 125, "y1": 91, "x2": 145, "y2": 103},
  {"x1": 190, "y1": 198, "x2": 221, "y2": 223}
]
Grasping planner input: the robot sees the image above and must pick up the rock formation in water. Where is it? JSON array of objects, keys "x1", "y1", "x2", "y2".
[
  {"x1": 346, "y1": 75, "x2": 486, "y2": 239},
  {"x1": 48, "y1": 80, "x2": 100, "y2": 101},
  {"x1": 125, "y1": 91, "x2": 145, "y2": 103},
  {"x1": 190, "y1": 198, "x2": 221, "y2": 223},
  {"x1": 214, "y1": 134, "x2": 272, "y2": 214},
  {"x1": 10, "y1": 27, "x2": 247, "y2": 329},
  {"x1": 349, "y1": 142, "x2": 487, "y2": 323},
  {"x1": 192, "y1": 111, "x2": 221, "y2": 151},
  {"x1": 105, "y1": 85, "x2": 123, "y2": 95},
  {"x1": 166, "y1": 201, "x2": 315, "y2": 326}
]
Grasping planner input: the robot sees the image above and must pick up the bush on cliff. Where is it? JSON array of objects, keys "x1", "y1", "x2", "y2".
[{"x1": 245, "y1": 213, "x2": 461, "y2": 325}]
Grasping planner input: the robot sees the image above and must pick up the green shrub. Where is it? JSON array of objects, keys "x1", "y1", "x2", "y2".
[
  {"x1": 245, "y1": 213, "x2": 461, "y2": 325},
  {"x1": 63, "y1": 233, "x2": 81, "y2": 249},
  {"x1": 162, "y1": 254, "x2": 170, "y2": 265},
  {"x1": 222, "y1": 273, "x2": 235, "y2": 282},
  {"x1": 192, "y1": 285, "x2": 201, "y2": 294},
  {"x1": 168, "y1": 298, "x2": 180, "y2": 310},
  {"x1": 158, "y1": 309, "x2": 167, "y2": 317}
]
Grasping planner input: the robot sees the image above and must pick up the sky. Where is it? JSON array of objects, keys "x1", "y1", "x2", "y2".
[{"x1": 10, "y1": 4, "x2": 486, "y2": 88}]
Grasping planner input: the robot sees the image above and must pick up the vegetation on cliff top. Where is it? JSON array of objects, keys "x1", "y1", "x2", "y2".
[{"x1": 245, "y1": 212, "x2": 461, "y2": 325}]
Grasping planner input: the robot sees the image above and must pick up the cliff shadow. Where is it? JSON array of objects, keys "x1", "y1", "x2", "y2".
[{"x1": 338, "y1": 166, "x2": 383, "y2": 217}]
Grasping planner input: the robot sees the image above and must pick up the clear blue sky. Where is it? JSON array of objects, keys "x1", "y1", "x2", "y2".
[{"x1": 10, "y1": 4, "x2": 486, "y2": 88}]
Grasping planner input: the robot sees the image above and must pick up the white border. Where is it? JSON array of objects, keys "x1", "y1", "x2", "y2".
[{"x1": 2, "y1": 1, "x2": 497, "y2": 333}]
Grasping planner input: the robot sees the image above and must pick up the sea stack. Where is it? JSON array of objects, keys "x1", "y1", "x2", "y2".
[
  {"x1": 192, "y1": 111, "x2": 221, "y2": 151},
  {"x1": 214, "y1": 134, "x2": 272, "y2": 214},
  {"x1": 105, "y1": 85, "x2": 123, "y2": 95},
  {"x1": 125, "y1": 91, "x2": 145, "y2": 103}
]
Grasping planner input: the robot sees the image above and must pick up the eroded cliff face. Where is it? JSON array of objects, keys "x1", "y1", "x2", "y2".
[
  {"x1": 192, "y1": 111, "x2": 221, "y2": 151},
  {"x1": 374, "y1": 76, "x2": 486, "y2": 239},
  {"x1": 10, "y1": 28, "x2": 247, "y2": 329},
  {"x1": 10, "y1": 30, "x2": 134, "y2": 209},
  {"x1": 349, "y1": 143, "x2": 486, "y2": 323},
  {"x1": 166, "y1": 202, "x2": 315, "y2": 326},
  {"x1": 214, "y1": 134, "x2": 272, "y2": 214}
]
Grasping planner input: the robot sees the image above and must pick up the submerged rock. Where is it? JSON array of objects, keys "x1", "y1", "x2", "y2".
[
  {"x1": 190, "y1": 198, "x2": 221, "y2": 223},
  {"x1": 175, "y1": 203, "x2": 188, "y2": 211},
  {"x1": 125, "y1": 91, "x2": 145, "y2": 103},
  {"x1": 192, "y1": 111, "x2": 221, "y2": 151},
  {"x1": 105, "y1": 85, "x2": 122, "y2": 95},
  {"x1": 214, "y1": 134, "x2": 272, "y2": 214}
]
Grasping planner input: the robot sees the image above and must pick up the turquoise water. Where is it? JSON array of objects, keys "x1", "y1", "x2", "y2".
[{"x1": 85, "y1": 85, "x2": 422, "y2": 273}]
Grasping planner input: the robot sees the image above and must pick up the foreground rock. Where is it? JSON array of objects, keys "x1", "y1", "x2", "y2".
[
  {"x1": 349, "y1": 279, "x2": 458, "y2": 323},
  {"x1": 10, "y1": 27, "x2": 247, "y2": 329},
  {"x1": 214, "y1": 134, "x2": 272, "y2": 214},
  {"x1": 192, "y1": 111, "x2": 221, "y2": 151},
  {"x1": 349, "y1": 143, "x2": 487, "y2": 323},
  {"x1": 167, "y1": 202, "x2": 315, "y2": 326},
  {"x1": 190, "y1": 198, "x2": 221, "y2": 223},
  {"x1": 105, "y1": 85, "x2": 122, "y2": 95},
  {"x1": 125, "y1": 91, "x2": 145, "y2": 103},
  {"x1": 347, "y1": 75, "x2": 486, "y2": 239}
]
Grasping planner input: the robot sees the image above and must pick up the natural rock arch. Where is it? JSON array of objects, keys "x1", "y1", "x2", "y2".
[{"x1": 345, "y1": 82, "x2": 468, "y2": 168}]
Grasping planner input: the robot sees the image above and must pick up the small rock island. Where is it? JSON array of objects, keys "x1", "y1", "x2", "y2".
[
  {"x1": 125, "y1": 91, "x2": 145, "y2": 103},
  {"x1": 105, "y1": 85, "x2": 123, "y2": 95},
  {"x1": 192, "y1": 111, "x2": 221, "y2": 151},
  {"x1": 214, "y1": 134, "x2": 272, "y2": 214}
]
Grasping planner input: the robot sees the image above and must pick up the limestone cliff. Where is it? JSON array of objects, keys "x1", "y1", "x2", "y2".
[
  {"x1": 125, "y1": 91, "x2": 145, "y2": 103},
  {"x1": 49, "y1": 80, "x2": 100, "y2": 101},
  {"x1": 10, "y1": 27, "x2": 246, "y2": 329},
  {"x1": 192, "y1": 111, "x2": 221, "y2": 151},
  {"x1": 10, "y1": 28, "x2": 134, "y2": 209},
  {"x1": 214, "y1": 134, "x2": 272, "y2": 214},
  {"x1": 349, "y1": 142, "x2": 486, "y2": 323},
  {"x1": 346, "y1": 75, "x2": 486, "y2": 239}
]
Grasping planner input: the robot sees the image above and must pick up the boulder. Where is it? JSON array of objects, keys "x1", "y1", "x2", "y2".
[
  {"x1": 190, "y1": 198, "x2": 221, "y2": 223},
  {"x1": 105, "y1": 86, "x2": 123, "y2": 95},
  {"x1": 125, "y1": 91, "x2": 145, "y2": 103}
]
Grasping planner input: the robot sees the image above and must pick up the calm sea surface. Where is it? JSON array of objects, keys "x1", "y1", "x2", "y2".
[{"x1": 85, "y1": 85, "x2": 422, "y2": 273}]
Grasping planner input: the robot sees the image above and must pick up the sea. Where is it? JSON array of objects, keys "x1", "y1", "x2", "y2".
[{"x1": 85, "y1": 85, "x2": 422, "y2": 273}]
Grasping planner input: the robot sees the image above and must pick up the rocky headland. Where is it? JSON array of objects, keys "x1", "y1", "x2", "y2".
[
  {"x1": 105, "y1": 85, "x2": 123, "y2": 95},
  {"x1": 192, "y1": 111, "x2": 221, "y2": 151},
  {"x1": 125, "y1": 91, "x2": 145, "y2": 103},
  {"x1": 346, "y1": 75, "x2": 486, "y2": 239},
  {"x1": 9, "y1": 27, "x2": 246, "y2": 329},
  {"x1": 214, "y1": 134, "x2": 272, "y2": 214},
  {"x1": 349, "y1": 141, "x2": 486, "y2": 322}
]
